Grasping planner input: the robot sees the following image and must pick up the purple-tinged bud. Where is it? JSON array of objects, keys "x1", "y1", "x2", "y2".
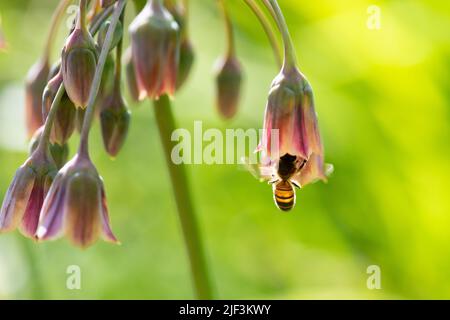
[
  {"x1": 97, "y1": 20, "x2": 123, "y2": 52},
  {"x1": 100, "y1": 90, "x2": 131, "y2": 157},
  {"x1": 0, "y1": 138, "x2": 57, "y2": 238},
  {"x1": 176, "y1": 39, "x2": 195, "y2": 90},
  {"x1": 25, "y1": 59, "x2": 50, "y2": 138},
  {"x1": 129, "y1": 0, "x2": 180, "y2": 100},
  {"x1": 124, "y1": 47, "x2": 140, "y2": 102},
  {"x1": 61, "y1": 23, "x2": 99, "y2": 108},
  {"x1": 257, "y1": 66, "x2": 331, "y2": 186},
  {"x1": 36, "y1": 153, "x2": 118, "y2": 248},
  {"x1": 29, "y1": 128, "x2": 70, "y2": 169},
  {"x1": 214, "y1": 56, "x2": 243, "y2": 119},
  {"x1": 165, "y1": 1, "x2": 194, "y2": 90},
  {"x1": 42, "y1": 72, "x2": 76, "y2": 145}
]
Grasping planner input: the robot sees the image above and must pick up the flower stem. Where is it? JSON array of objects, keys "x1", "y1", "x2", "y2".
[
  {"x1": 79, "y1": 0, "x2": 127, "y2": 156},
  {"x1": 43, "y1": 0, "x2": 72, "y2": 61},
  {"x1": 243, "y1": 0, "x2": 282, "y2": 67},
  {"x1": 18, "y1": 236, "x2": 46, "y2": 299},
  {"x1": 262, "y1": 0, "x2": 297, "y2": 70},
  {"x1": 218, "y1": 0, "x2": 235, "y2": 58},
  {"x1": 153, "y1": 96, "x2": 214, "y2": 300}
]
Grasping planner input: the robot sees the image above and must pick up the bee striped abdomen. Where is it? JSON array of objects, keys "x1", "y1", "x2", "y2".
[{"x1": 273, "y1": 180, "x2": 295, "y2": 211}]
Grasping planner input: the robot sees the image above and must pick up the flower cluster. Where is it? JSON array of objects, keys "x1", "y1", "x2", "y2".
[{"x1": 0, "y1": 0, "x2": 332, "y2": 248}]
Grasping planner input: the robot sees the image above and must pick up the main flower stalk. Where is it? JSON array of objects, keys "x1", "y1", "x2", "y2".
[{"x1": 153, "y1": 96, "x2": 213, "y2": 300}]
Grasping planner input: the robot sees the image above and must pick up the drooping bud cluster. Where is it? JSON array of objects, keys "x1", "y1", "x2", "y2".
[{"x1": 129, "y1": 0, "x2": 180, "y2": 99}]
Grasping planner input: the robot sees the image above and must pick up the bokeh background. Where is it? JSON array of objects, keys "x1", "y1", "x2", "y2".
[{"x1": 0, "y1": 0, "x2": 449, "y2": 299}]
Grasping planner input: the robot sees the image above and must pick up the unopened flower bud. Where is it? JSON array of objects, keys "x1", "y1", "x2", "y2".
[
  {"x1": 176, "y1": 39, "x2": 194, "y2": 90},
  {"x1": 61, "y1": 22, "x2": 98, "y2": 108},
  {"x1": 25, "y1": 59, "x2": 50, "y2": 137},
  {"x1": 129, "y1": 0, "x2": 180, "y2": 99},
  {"x1": 124, "y1": 47, "x2": 140, "y2": 102},
  {"x1": 100, "y1": 89, "x2": 131, "y2": 157},
  {"x1": 165, "y1": 0, "x2": 194, "y2": 90},
  {"x1": 97, "y1": 20, "x2": 123, "y2": 52},
  {"x1": 214, "y1": 56, "x2": 243, "y2": 119},
  {"x1": 42, "y1": 72, "x2": 76, "y2": 145},
  {"x1": 37, "y1": 153, "x2": 118, "y2": 248}
]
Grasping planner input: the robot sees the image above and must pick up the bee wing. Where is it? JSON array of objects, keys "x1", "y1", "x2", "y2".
[{"x1": 240, "y1": 157, "x2": 274, "y2": 182}]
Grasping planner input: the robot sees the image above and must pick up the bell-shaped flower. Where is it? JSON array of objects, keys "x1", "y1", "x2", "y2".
[
  {"x1": 0, "y1": 137, "x2": 57, "y2": 238},
  {"x1": 36, "y1": 152, "x2": 118, "y2": 248},
  {"x1": 129, "y1": 0, "x2": 180, "y2": 99},
  {"x1": 258, "y1": 66, "x2": 331, "y2": 186}
]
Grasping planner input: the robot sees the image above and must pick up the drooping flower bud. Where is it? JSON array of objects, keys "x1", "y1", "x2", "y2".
[
  {"x1": 0, "y1": 137, "x2": 57, "y2": 238},
  {"x1": 177, "y1": 39, "x2": 195, "y2": 90},
  {"x1": 129, "y1": 0, "x2": 180, "y2": 99},
  {"x1": 61, "y1": 16, "x2": 98, "y2": 108},
  {"x1": 100, "y1": 89, "x2": 131, "y2": 157},
  {"x1": 258, "y1": 66, "x2": 331, "y2": 186},
  {"x1": 165, "y1": 1, "x2": 195, "y2": 90},
  {"x1": 29, "y1": 127, "x2": 70, "y2": 169},
  {"x1": 214, "y1": 56, "x2": 243, "y2": 119},
  {"x1": 42, "y1": 71, "x2": 76, "y2": 145},
  {"x1": 36, "y1": 153, "x2": 118, "y2": 248},
  {"x1": 25, "y1": 59, "x2": 50, "y2": 137},
  {"x1": 97, "y1": 20, "x2": 123, "y2": 52},
  {"x1": 124, "y1": 47, "x2": 140, "y2": 102}
]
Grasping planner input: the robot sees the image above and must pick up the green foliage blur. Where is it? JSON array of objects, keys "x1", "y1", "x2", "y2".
[{"x1": 0, "y1": 0, "x2": 449, "y2": 299}]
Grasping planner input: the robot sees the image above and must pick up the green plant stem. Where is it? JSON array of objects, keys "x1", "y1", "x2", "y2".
[
  {"x1": 218, "y1": 0, "x2": 235, "y2": 58},
  {"x1": 153, "y1": 96, "x2": 213, "y2": 300},
  {"x1": 243, "y1": 0, "x2": 282, "y2": 67},
  {"x1": 43, "y1": 0, "x2": 72, "y2": 61},
  {"x1": 18, "y1": 236, "x2": 45, "y2": 299},
  {"x1": 262, "y1": 0, "x2": 297, "y2": 70},
  {"x1": 79, "y1": 0, "x2": 127, "y2": 156}
]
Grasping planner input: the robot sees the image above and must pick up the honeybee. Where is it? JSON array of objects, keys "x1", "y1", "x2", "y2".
[{"x1": 243, "y1": 154, "x2": 307, "y2": 211}]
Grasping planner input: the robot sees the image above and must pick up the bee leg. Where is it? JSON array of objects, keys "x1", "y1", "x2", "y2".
[
  {"x1": 269, "y1": 178, "x2": 279, "y2": 185},
  {"x1": 298, "y1": 159, "x2": 307, "y2": 171},
  {"x1": 292, "y1": 181, "x2": 301, "y2": 189}
]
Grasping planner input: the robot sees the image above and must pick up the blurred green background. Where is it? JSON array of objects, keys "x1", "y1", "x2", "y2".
[{"x1": 0, "y1": 0, "x2": 449, "y2": 299}]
